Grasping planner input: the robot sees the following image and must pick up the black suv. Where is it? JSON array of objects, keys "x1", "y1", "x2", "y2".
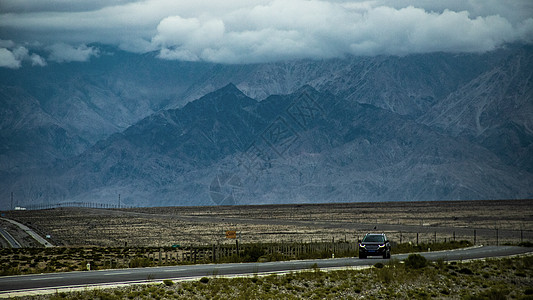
[{"x1": 358, "y1": 233, "x2": 391, "y2": 259}]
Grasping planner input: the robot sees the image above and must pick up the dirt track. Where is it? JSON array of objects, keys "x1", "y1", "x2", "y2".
[{"x1": 2, "y1": 199, "x2": 532, "y2": 248}]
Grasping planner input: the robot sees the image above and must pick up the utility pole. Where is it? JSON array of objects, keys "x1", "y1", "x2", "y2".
[
  {"x1": 118, "y1": 194, "x2": 121, "y2": 209},
  {"x1": 10, "y1": 192, "x2": 13, "y2": 210}
]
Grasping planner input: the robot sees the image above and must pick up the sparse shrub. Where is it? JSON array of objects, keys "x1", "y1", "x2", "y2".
[
  {"x1": 458, "y1": 267, "x2": 474, "y2": 275},
  {"x1": 242, "y1": 244, "x2": 265, "y2": 262},
  {"x1": 374, "y1": 262, "x2": 385, "y2": 268},
  {"x1": 129, "y1": 257, "x2": 153, "y2": 268},
  {"x1": 434, "y1": 258, "x2": 446, "y2": 269},
  {"x1": 405, "y1": 254, "x2": 427, "y2": 269},
  {"x1": 163, "y1": 279, "x2": 174, "y2": 286},
  {"x1": 518, "y1": 241, "x2": 533, "y2": 247},
  {"x1": 516, "y1": 271, "x2": 526, "y2": 277},
  {"x1": 251, "y1": 276, "x2": 260, "y2": 284},
  {"x1": 200, "y1": 277, "x2": 209, "y2": 284},
  {"x1": 376, "y1": 267, "x2": 394, "y2": 284},
  {"x1": 465, "y1": 286, "x2": 509, "y2": 300}
]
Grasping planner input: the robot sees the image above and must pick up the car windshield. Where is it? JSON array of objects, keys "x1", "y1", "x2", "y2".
[{"x1": 363, "y1": 235, "x2": 384, "y2": 243}]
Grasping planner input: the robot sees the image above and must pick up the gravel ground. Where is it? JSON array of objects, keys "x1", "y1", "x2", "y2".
[{"x1": 2, "y1": 199, "x2": 532, "y2": 248}]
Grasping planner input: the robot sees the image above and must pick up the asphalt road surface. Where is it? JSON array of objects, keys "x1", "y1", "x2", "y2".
[
  {"x1": 0, "y1": 217, "x2": 53, "y2": 248},
  {"x1": 0, "y1": 228, "x2": 21, "y2": 248},
  {"x1": 1, "y1": 245, "x2": 531, "y2": 297}
]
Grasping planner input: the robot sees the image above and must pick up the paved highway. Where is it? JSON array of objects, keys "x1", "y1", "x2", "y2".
[
  {"x1": 0, "y1": 228, "x2": 21, "y2": 248},
  {"x1": 0, "y1": 217, "x2": 54, "y2": 248},
  {"x1": 0, "y1": 245, "x2": 531, "y2": 297}
]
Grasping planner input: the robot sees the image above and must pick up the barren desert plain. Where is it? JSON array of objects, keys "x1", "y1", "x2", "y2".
[{"x1": 2, "y1": 199, "x2": 532, "y2": 248}]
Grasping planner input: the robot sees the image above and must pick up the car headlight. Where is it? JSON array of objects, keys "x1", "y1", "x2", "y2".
[
  {"x1": 359, "y1": 244, "x2": 365, "y2": 248},
  {"x1": 378, "y1": 244, "x2": 385, "y2": 248}
]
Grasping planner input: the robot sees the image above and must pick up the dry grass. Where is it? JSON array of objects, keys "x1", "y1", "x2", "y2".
[
  {"x1": 27, "y1": 255, "x2": 533, "y2": 300},
  {"x1": 4, "y1": 199, "x2": 532, "y2": 248}
]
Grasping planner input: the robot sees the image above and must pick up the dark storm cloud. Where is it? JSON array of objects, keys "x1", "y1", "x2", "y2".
[{"x1": 1, "y1": 0, "x2": 532, "y2": 68}]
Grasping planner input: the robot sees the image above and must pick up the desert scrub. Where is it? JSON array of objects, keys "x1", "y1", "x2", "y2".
[
  {"x1": 0, "y1": 239, "x2": 479, "y2": 277},
  {"x1": 392, "y1": 240, "x2": 472, "y2": 254},
  {"x1": 405, "y1": 253, "x2": 428, "y2": 269},
  {"x1": 19, "y1": 255, "x2": 533, "y2": 299}
]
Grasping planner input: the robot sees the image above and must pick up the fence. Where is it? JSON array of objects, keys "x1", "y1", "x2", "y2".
[
  {"x1": 110, "y1": 226, "x2": 532, "y2": 266},
  {"x1": 368, "y1": 227, "x2": 533, "y2": 247},
  {"x1": 100, "y1": 240, "x2": 358, "y2": 267},
  {"x1": 22, "y1": 202, "x2": 132, "y2": 210}
]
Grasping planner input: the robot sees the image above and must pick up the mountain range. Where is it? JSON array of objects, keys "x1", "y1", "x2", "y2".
[{"x1": 0, "y1": 44, "x2": 531, "y2": 208}]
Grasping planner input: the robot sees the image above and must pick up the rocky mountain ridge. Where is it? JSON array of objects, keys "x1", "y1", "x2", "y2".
[
  {"x1": 1, "y1": 45, "x2": 532, "y2": 208},
  {"x1": 3, "y1": 83, "x2": 532, "y2": 208}
]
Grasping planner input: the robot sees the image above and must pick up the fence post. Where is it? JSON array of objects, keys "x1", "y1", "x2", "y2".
[
  {"x1": 416, "y1": 233, "x2": 419, "y2": 245},
  {"x1": 496, "y1": 228, "x2": 499, "y2": 246},
  {"x1": 474, "y1": 230, "x2": 476, "y2": 245}
]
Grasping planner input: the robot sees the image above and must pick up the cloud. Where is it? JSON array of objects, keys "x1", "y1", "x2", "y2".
[
  {"x1": 0, "y1": 40, "x2": 47, "y2": 68},
  {"x1": 0, "y1": 48, "x2": 21, "y2": 69},
  {"x1": 1, "y1": 0, "x2": 532, "y2": 65},
  {"x1": 30, "y1": 53, "x2": 47, "y2": 66},
  {"x1": 151, "y1": 1, "x2": 533, "y2": 62},
  {"x1": 47, "y1": 43, "x2": 99, "y2": 62},
  {"x1": 0, "y1": 40, "x2": 16, "y2": 48}
]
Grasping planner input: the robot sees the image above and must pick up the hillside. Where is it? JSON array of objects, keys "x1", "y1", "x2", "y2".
[
  {"x1": 4, "y1": 84, "x2": 531, "y2": 208},
  {"x1": 1, "y1": 45, "x2": 532, "y2": 208}
]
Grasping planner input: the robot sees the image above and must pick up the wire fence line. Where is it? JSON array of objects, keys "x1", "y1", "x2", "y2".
[
  {"x1": 113, "y1": 227, "x2": 531, "y2": 266},
  {"x1": 20, "y1": 202, "x2": 132, "y2": 210},
  {"x1": 6, "y1": 203, "x2": 532, "y2": 249}
]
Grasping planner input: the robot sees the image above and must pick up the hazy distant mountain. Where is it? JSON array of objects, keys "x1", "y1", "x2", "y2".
[
  {"x1": 4, "y1": 83, "x2": 532, "y2": 208},
  {"x1": 0, "y1": 86, "x2": 89, "y2": 173},
  {"x1": 420, "y1": 46, "x2": 533, "y2": 172},
  {"x1": 1, "y1": 45, "x2": 532, "y2": 208}
]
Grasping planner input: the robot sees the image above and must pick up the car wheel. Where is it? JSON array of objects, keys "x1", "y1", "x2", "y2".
[{"x1": 359, "y1": 254, "x2": 366, "y2": 259}]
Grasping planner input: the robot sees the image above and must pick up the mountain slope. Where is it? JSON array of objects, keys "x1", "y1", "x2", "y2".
[
  {"x1": 0, "y1": 46, "x2": 523, "y2": 178},
  {"x1": 420, "y1": 45, "x2": 533, "y2": 172},
  {"x1": 0, "y1": 86, "x2": 88, "y2": 173},
  {"x1": 1, "y1": 45, "x2": 532, "y2": 209},
  {"x1": 5, "y1": 85, "x2": 531, "y2": 208}
]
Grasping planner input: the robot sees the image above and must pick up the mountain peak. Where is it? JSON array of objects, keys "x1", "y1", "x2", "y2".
[
  {"x1": 189, "y1": 83, "x2": 256, "y2": 109},
  {"x1": 216, "y1": 83, "x2": 245, "y2": 96}
]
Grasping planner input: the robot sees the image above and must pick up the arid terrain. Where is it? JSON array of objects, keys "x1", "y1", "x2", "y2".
[{"x1": 2, "y1": 200, "x2": 531, "y2": 248}]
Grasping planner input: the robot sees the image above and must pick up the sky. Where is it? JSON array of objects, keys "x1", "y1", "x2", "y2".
[{"x1": 1, "y1": 0, "x2": 532, "y2": 68}]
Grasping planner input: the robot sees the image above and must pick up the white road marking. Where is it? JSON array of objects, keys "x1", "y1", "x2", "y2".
[
  {"x1": 31, "y1": 277, "x2": 63, "y2": 281},
  {"x1": 104, "y1": 272, "x2": 131, "y2": 276}
]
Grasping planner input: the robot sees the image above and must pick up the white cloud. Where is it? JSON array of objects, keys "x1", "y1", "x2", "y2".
[
  {"x1": 0, "y1": 48, "x2": 21, "y2": 69},
  {"x1": 0, "y1": 41, "x2": 47, "y2": 68},
  {"x1": 151, "y1": 1, "x2": 533, "y2": 62},
  {"x1": 1, "y1": 0, "x2": 532, "y2": 64},
  {"x1": 30, "y1": 53, "x2": 47, "y2": 66},
  {"x1": 47, "y1": 43, "x2": 99, "y2": 62},
  {"x1": 0, "y1": 39, "x2": 16, "y2": 48}
]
